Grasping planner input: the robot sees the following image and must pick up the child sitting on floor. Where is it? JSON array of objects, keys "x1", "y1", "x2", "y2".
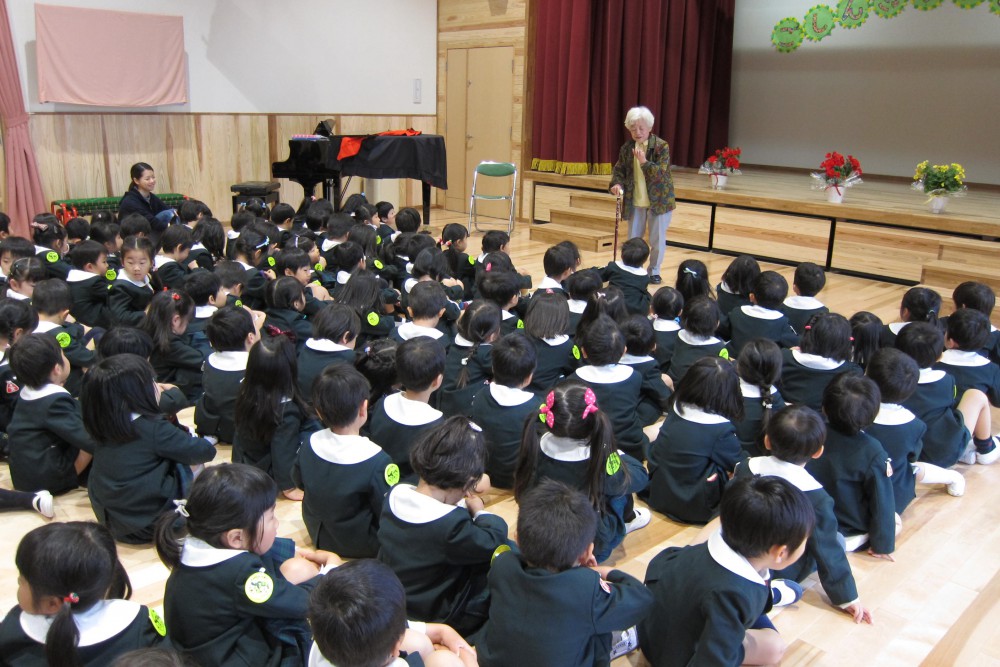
[
  {"x1": 667, "y1": 295, "x2": 727, "y2": 384},
  {"x1": 651, "y1": 286, "x2": 683, "y2": 374},
  {"x1": 781, "y1": 262, "x2": 829, "y2": 334},
  {"x1": 31, "y1": 279, "x2": 95, "y2": 397},
  {"x1": 726, "y1": 271, "x2": 799, "y2": 358},
  {"x1": 194, "y1": 306, "x2": 259, "y2": 445},
  {"x1": 66, "y1": 239, "x2": 113, "y2": 329},
  {"x1": 600, "y1": 238, "x2": 651, "y2": 316}
]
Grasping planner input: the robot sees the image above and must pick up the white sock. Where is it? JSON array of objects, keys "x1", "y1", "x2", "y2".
[{"x1": 913, "y1": 462, "x2": 962, "y2": 486}]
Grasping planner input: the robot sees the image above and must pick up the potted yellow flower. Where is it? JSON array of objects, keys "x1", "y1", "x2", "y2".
[{"x1": 912, "y1": 161, "x2": 967, "y2": 214}]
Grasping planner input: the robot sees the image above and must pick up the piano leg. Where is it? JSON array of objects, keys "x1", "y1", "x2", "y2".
[
  {"x1": 422, "y1": 181, "x2": 431, "y2": 226},
  {"x1": 324, "y1": 178, "x2": 344, "y2": 211}
]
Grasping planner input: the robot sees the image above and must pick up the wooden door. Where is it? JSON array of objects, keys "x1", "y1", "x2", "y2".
[{"x1": 445, "y1": 46, "x2": 514, "y2": 216}]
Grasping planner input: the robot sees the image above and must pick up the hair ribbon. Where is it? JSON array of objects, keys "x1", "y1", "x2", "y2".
[
  {"x1": 683, "y1": 267, "x2": 699, "y2": 277},
  {"x1": 538, "y1": 391, "x2": 555, "y2": 428},
  {"x1": 173, "y1": 498, "x2": 190, "y2": 517},
  {"x1": 582, "y1": 387, "x2": 599, "y2": 420},
  {"x1": 63, "y1": 592, "x2": 80, "y2": 605}
]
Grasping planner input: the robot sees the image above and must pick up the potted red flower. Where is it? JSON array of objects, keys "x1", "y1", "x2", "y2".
[
  {"x1": 811, "y1": 151, "x2": 862, "y2": 203},
  {"x1": 699, "y1": 147, "x2": 742, "y2": 189}
]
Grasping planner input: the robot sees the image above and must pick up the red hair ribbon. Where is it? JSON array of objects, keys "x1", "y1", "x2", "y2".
[
  {"x1": 582, "y1": 387, "x2": 599, "y2": 420},
  {"x1": 485, "y1": 262, "x2": 492, "y2": 272},
  {"x1": 171, "y1": 292, "x2": 181, "y2": 301},
  {"x1": 538, "y1": 391, "x2": 555, "y2": 428},
  {"x1": 264, "y1": 324, "x2": 297, "y2": 343},
  {"x1": 63, "y1": 592, "x2": 79, "y2": 605}
]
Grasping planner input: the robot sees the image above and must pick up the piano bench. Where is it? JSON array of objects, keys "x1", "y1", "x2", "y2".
[{"x1": 231, "y1": 181, "x2": 280, "y2": 215}]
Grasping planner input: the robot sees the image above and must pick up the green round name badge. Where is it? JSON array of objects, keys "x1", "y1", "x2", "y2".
[
  {"x1": 46, "y1": 251, "x2": 59, "y2": 263},
  {"x1": 55, "y1": 332, "x2": 71, "y2": 348},
  {"x1": 148, "y1": 608, "x2": 167, "y2": 636},
  {"x1": 572, "y1": 345, "x2": 581, "y2": 360},
  {"x1": 105, "y1": 269, "x2": 117, "y2": 281},
  {"x1": 373, "y1": 259, "x2": 384, "y2": 270},
  {"x1": 385, "y1": 463, "x2": 400, "y2": 486},
  {"x1": 606, "y1": 452, "x2": 622, "y2": 476},
  {"x1": 267, "y1": 256, "x2": 276, "y2": 267},
  {"x1": 491, "y1": 544, "x2": 511, "y2": 565},
  {"x1": 367, "y1": 312, "x2": 380, "y2": 326},
  {"x1": 244, "y1": 570, "x2": 274, "y2": 604}
]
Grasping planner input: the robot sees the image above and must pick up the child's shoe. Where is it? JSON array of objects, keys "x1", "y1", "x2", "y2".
[
  {"x1": 625, "y1": 507, "x2": 651, "y2": 534},
  {"x1": 770, "y1": 579, "x2": 804, "y2": 607},
  {"x1": 976, "y1": 436, "x2": 1000, "y2": 465},
  {"x1": 958, "y1": 441, "x2": 977, "y2": 465},
  {"x1": 609, "y1": 626, "x2": 638, "y2": 660},
  {"x1": 32, "y1": 490, "x2": 54, "y2": 519}
]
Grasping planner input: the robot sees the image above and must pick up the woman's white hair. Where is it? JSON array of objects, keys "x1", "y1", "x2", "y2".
[{"x1": 624, "y1": 106, "x2": 654, "y2": 129}]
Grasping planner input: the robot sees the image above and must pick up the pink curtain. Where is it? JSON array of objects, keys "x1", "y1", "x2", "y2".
[{"x1": 0, "y1": 0, "x2": 45, "y2": 236}]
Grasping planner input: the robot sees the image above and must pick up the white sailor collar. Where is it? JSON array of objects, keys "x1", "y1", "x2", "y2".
[
  {"x1": 308, "y1": 642, "x2": 410, "y2": 667},
  {"x1": 34, "y1": 320, "x2": 60, "y2": 334},
  {"x1": 208, "y1": 350, "x2": 250, "y2": 372},
  {"x1": 117, "y1": 274, "x2": 152, "y2": 289},
  {"x1": 739, "y1": 379, "x2": 778, "y2": 399},
  {"x1": 20, "y1": 384, "x2": 70, "y2": 401},
  {"x1": 387, "y1": 484, "x2": 458, "y2": 524},
  {"x1": 228, "y1": 229, "x2": 241, "y2": 240},
  {"x1": 678, "y1": 329, "x2": 722, "y2": 346},
  {"x1": 791, "y1": 349, "x2": 844, "y2": 370},
  {"x1": 395, "y1": 321, "x2": 444, "y2": 341},
  {"x1": 403, "y1": 278, "x2": 418, "y2": 294},
  {"x1": 674, "y1": 402, "x2": 729, "y2": 424},
  {"x1": 20, "y1": 599, "x2": 143, "y2": 647},
  {"x1": 615, "y1": 260, "x2": 647, "y2": 276},
  {"x1": 918, "y1": 367, "x2": 946, "y2": 384},
  {"x1": 489, "y1": 383, "x2": 536, "y2": 407},
  {"x1": 383, "y1": 392, "x2": 443, "y2": 426},
  {"x1": 306, "y1": 338, "x2": 352, "y2": 353},
  {"x1": 153, "y1": 255, "x2": 176, "y2": 269},
  {"x1": 567, "y1": 299, "x2": 587, "y2": 314},
  {"x1": 748, "y1": 456, "x2": 823, "y2": 492},
  {"x1": 66, "y1": 269, "x2": 98, "y2": 283},
  {"x1": 7, "y1": 289, "x2": 30, "y2": 301},
  {"x1": 888, "y1": 321, "x2": 909, "y2": 335},
  {"x1": 540, "y1": 432, "x2": 591, "y2": 462},
  {"x1": 783, "y1": 295, "x2": 824, "y2": 310},
  {"x1": 321, "y1": 238, "x2": 340, "y2": 252},
  {"x1": 309, "y1": 430, "x2": 383, "y2": 465},
  {"x1": 501, "y1": 309, "x2": 516, "y2": 321},
  {"x1": 620, "y1": 353, "x2": 654, "y2": 365},
  {"x1": 537, "y1": 276, "x2": 564, "y2": 290},
  {"x1": 575, "y1": 363, "x2": 633, "y2": 384},
  {"x1": 940, "y1": 349, "x2": 990, "y2": 367},
  {"x1": 653, "y1": 317, "x2": 681, "y2": 332},
  {"x1": 542, "y1": 334, "x2": 570, "y2": 346},
  {"x1": 336, "y1": 271, "x2": 352, "y2": 285},
  {"x1": 236, "y1": 260, "x2": 254, "y2": 271},
  {"x1": 453, "y1": 333, "x2": 474, "y2": 348},
  {"x1": 180, "y1": 536, "x2": 245, "y2": 567},
  {"x1": 740, "y1": 304, "x2": 784, "y2": 320},
  {"x1": 708, "y1": 530, "x2": 768, "y2": 586},
  {"x1": 718, "y1": 281, "x2": 735, "y2": 294},
  {"x1": 874, "y1": 403, "x2": 917, "y2": 426},
  {"x1": 195, "y1": 305, "x2": 218, "y2": 319},
  {"x1": 191, "y1": 242, "x2": 206, "y2": 251}
]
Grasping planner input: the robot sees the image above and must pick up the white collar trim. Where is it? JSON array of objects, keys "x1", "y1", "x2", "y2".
[
  {"x1": 336, "y1": 270, "x2": 352, "y2": 285},
  {"x1": 34, "y1": 320, "x2": 60, "y2": 334},
  {"x1": 783, "y1": 295, "x2": 824, "y2": 310},
  {"x1": 117, "y1": 275, "x2": 152, "y2": 289},
  {"x1": 195, "y1": 305, "x2": 218, "y2": 319},
  {"x1": 719, "y1": 281, "x2": 735, "y2": 295},
  {"x1": 567, "y1": 299, "x2": 587, "y2": 314},
  {"x1": 383, "y1": 392, "x2": 442, "y2": 426},
  {"x1": 396, "y1": 321, "x2": 444, "y2": 341},
  {"x1": 708, "y1": 530, "x2": 768, "y2": 586},
  {"x1": 321, "y1": 238, "x2": 340, "y2": 252},
  {"x1": 540, "y1": 432, "x2": 591, "y2": 462},
  {"x1": 453, "y1": 333, "x2": 474, "y2": 348},
  {"x1": 20, "y1": 384, "x2": 70, "y2": 401},
  {"x1": 7, "y1": 289, "x2": 30, "y2": 301},
  {"x1": 306, "y1": 338, "x2": 352, "y2": 353},
  {"x1": 489, "y1": 383, "x2": 536, "y2": 407},
  {"x1": 918, "y1": 367, "x2": 946, "y2": 384},
  {"x1": 615, "y1": 260, "x2": 647, "y2": 276},
  {"x1": 739, "y1": 379, "x2": 778, "y2": 398},
  {"x1": 208, "y1": 350, "x2": 250, "y2": 371},
  {"x1": 791, "y1": 349, "x2": 844, "y2": 370},
  {"x1": 620, "y1": 353, "x2": 654, "y2": 365},
  {"x1": 748, "y1": 456, "x2": 823, "y2": 492},
  {"x1": 180, "y1": 536, "x2": 245, "y2": 567},
  {"x1": 20, "y1": 600, "x2": 143, "y2": 647},
  {"x1": 154, "y1": 255, "x2": 176, "y2": 268},
  {"x1": 940, "y1": 349, "x2": 990, "y2": 367},
  {"x1": 542, "y1": 334, "x2": 569, "y2": 346},
  {"x1": 388, "y1": 484, "x2": 456, "y2": 524},
  {"x1": 740, "y1": 304, "x2": 784, "y2": 320},
  {"x1": 675, "y1": 402, "x2": 729, "y2": 424},
  {"x1": 66, "y1": 269, "x2": 99, "y2": 283},
  {"x1": 874, "y1": 403, "x2": 917, "y2": 426},
  {"x1": 653, "y1": 318, "x2": 681, "y2": 332},
  {"x1": 575, "y1": 364, "x2": 632, "y2": 384},
  {"x1": 678, "y1": 329, "x2": 722, "y2": 346},
  {"x1": 888, "y1": 321, "x2": 909, "y2": 335},
  {"x1": 309, "y1": 430, "x2": 383, "y2": 465},
  {"x1": 538, "y1": 276, "x2": 563, "y2": 290}
]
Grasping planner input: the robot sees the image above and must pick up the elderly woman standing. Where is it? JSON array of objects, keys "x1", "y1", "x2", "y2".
[{"x1": 609, "y1": 106, "x2": 675, "y2": 284}]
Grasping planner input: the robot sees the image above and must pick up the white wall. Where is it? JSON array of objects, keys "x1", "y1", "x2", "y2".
[
  {"x1": 731, "y1": 2, "x2": 1000, "y2": 184},
  {"x1": 8, "y1": 0, "x2": 437, "y2": 115}
]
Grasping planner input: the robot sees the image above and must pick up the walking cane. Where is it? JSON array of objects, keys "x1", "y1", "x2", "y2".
[{"x1": 613, "y1": 194, "x2": 622, "y2": 261}]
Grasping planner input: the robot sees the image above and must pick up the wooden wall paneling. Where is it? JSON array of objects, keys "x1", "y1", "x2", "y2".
[
  {"x1": 830, "y1": 223, "x2": 945, "y2": 283},
  {"x1": 192, "y1": 115, "x2": 239, "y2": 218},
  {"x1": 438, "y1": 0, "x2": 528, "y2": 30},
  {"x1": 103, "y1": 115, "x2": 171, "y2": 196},
  {"x1": 30, "y1": 114, "x2": 108, "y2": 204},
  {"x1": 713, "y1": 208, "x2": 830, "y2": 265},
  {"x1": 444, "y1": 48, "x2": 469, "y2": 213}
]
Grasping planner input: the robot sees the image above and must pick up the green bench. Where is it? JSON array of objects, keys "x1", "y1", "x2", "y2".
[{"x1": 50, "y1": 194, "x2": 189, "y2": 222}]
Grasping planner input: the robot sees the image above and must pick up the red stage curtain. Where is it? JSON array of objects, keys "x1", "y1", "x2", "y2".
[
  {"x1": 0, "y1": 0, "x2": 46, "y2": 235},
  {"x1": 532, "y1": 0, "x2": 735, "y2": 174}
]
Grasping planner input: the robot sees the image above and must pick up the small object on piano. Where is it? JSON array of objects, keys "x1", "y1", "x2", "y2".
[{"x1": 290, "y1": 134, "x2": 329, "y2": 141}]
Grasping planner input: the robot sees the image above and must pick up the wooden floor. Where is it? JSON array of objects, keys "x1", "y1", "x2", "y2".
[{"x1": 3, "y1": 210, "x2": 999, "y2": 666}]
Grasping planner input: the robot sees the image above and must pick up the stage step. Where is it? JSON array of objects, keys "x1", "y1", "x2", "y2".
[
  {"x1": 529, "y1": 222, "x2": 616, "y2": 252},
  {"x1": 549, "y1": 206, "x2": 618, "y2": 232},
  {"x1": 570, "y1": 191, "x2": 618, "y2": 214},
  {"x1": 921, "y1": 260, "x2": 1000, "y2": 294},
  {"x1": 937, "y1": 236, "x2": 1000, "y2": 268}
]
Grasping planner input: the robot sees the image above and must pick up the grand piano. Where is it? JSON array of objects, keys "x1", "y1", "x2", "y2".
[{"x1": 271, "y1": 122, "x2": 447, "y2": 224}]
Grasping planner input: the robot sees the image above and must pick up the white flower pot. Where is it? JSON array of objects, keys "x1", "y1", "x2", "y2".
[
  {"x1": 826, "y1": 186, "x2": 844, "y2": 204},
  {"x1": 929, "y1": 196, "x2": 948, "y2": 214},
  {"x1": 710, "y1": 174, "x2": 728, "y2": 189}
]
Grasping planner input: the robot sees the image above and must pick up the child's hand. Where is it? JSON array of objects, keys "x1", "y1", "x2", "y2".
[
  {"x1": 156, "y1": 382, "x2": 177, "y2": 393},
  {"x1": 282, "y1": 488, "x2": 304, "y2": 501},
  {"x1": 842, "y1": 601, "x2": 874, "y2": 624},
  {"x1": 867, "y1": 549, "x2": 895, "y2": 562},
  {"x1": 662, "y1": 373, "x2": 675, "y2": 390},
  {"x1": 442, "y1": 277, "x2": 463, "y2": 289},
  {"x1": 297, "y1": 548, "x2": 343, "y2": 569},
  {"x1": 589, "y1": 565, "x2": 615, "y2": 579},
  {"x1": 188, "y1": 260, "x2": 199, "y2": 271},
  {"x1": 424, "y1": 623, "x2": 474, "y2": 656},
  {"x1": 464, "y1": 494, "x2": 485, "y2": 516},
  {"x1": 263, "y1": 269, "x2": 277, "y2": 281},
  {"x1": 279, "y1": 555, "x2": 321, "y2": 584}
]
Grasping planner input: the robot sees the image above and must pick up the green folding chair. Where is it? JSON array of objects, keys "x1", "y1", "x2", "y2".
[{"x1": 468, "y1": 161, "x2": 517, "y2": 234}]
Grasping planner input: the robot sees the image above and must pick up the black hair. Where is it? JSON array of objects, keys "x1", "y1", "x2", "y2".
[
  {"x1": 31, "y1": 279, "x2": 73, "y2": 315},
  {"x1": 514, "y1": 378, "x2": 619, "y2": 511},
  {"x1": 517, "y1": 480, "x2": 599, "y2": 571},
  {"x1": 720, "y1": 475, "x2": 815, "y2": 558},
  {"x1": 207, "y1": 307, "x2": 255, "y2": 353},
  {"x1": 154, "y1": 464, "x2": 277, "y2": 568},
  {"x1": 64, "y1": 217, "x2": 90, "y2": 242},
  {"x1": 621, "y1": 313, "x2": 655, "y2": 356},
  {"x1": 7, "y1": 255, "x2": 47, "y2": 289},
  {"x1": 9, "y1": 333, "x2": 64, "y2": 389},
  {"x1": 308, "y1": 559, "x2": 407, "y2": 667},
  {"x1": 680, "y1": 295, "x2": 721, "y2": 338},
  {"x1": 400, "y1": 232, "x2": 436, "y2": 264},
  {"x1": 0, "y1": 211, "x2": 9, "y2": 234},
  {"x1": 184, "y1": 271, "x2": 222, "y2": 307},
  {"x1": 275, "y1": 247, "x2": 311, "y2": 277},
  {"x1": 481, "y1": 230, "x2": 510, "y2": 253},
  {"x1": 140, "y1": 290, "x2": 194, "y2": 355},
  {"x1": 578, "y1": 314, "x2": 625, "y2": 366},
  {"x1": 945, "y1": 307, "x2": 991, "y2": 351},
  {"x1": 0, "y1": 298, "x2": 38, "y2": 346},
  {"x1": 213, "y1": 260, "x2": 248, "y2": 291},
  {"x1": 234, "y1": 336, "x2": 307, "y2": 445},
  {"x1": 192, "y1": 218, "x2": 226, "y2": 261},
  {"x1": 356, "y1": 338, "x2": 398, "y2": 406},
  {"x1": 671, "y1": 356, "x2": 744, "y2": 421},
  {"x1": 337, "y1": 270, "x2": 386, "y2": 320},
  {"x1": 127, "y1": 162, "x2": 154, "y2": 192},
  {"x1": 555, "y1": 240, "x2": 581, "y2": 267},
  {"x1": 619, "y1": 237, "x2": 650, "y2": 268},
  {"x1": 953, "y1": 281, "x2": 996, "y2": 316},
  {"x1": 269, "y1": 203, "x2": 296, "y2": 226},
  {"x1": 375, "y1": 201, "x2": 395, "y2": 223},
  {"x1": 351, "y1": 202, "x2": 377, "y2": 225},
  {"x1": 751, "y1": 271, "x2": 788, "y2": 310},
  {"x1": 524, "y1": 291, "x2": 569, "y2": 339},
  {"x1": 577, "y1": 287, "x2": 628, "y2": 339},
  {"x1": 455, "y1": 300, "x2": 501, "y2": 389},
  {"x1": 31, "y1": 213, "x2": 68, "y2": 249},
  {"x1": 438, "y1": 223, "x2": 470, "y2": 277},
  {"x1": 312, "y1": 364, "x2": 371, "y2": 429},
  {"x1": 347, "y1": 224, "x2": 378, "y2": 258},
  {"x1": 265, "y1": 276, "x2": 306, "y2": 310},
  {"x1": 323, "y1": 214, "x2": 351, "y2": 241},
  {"x1": 849, "y1": 311, "x2": 884, "y2": 370},
  {"x1": 331, "y1": 241, "x2": 365, "y2": 274},
  {"x1": 793, "y1": 262, "x2": 826, "y2": 297},
  {"x1": 396, "y1": 337, "x2": 446, "y2": 392},
  {"x1": 478, "y1": 271, "x2": 522, "y2": 311},
  {"x1": 233, "y1": 230, "x2": 268, "y2": 266},
  {"x1": 16, "y1": 522, "x2": 132, "y2": 667},
  {"x1": 822, "y1": 372, "x2": 880, "y2": 435},
  {"x1": 652, "y1": 286, "x2": 684, "y2": 320},
  {"x1": 411, "y1": 247, "x2": 453, "y2": 282},
  {"x1": 565, "y1": 268, "x2": 603, "y2": 302},
  {"x1": 799, "y1": 312, "x2": 853, "y2": 362},
  {"x1": 477, "y1": 250, "x2": 515, "y2": 277},
  {"x1": 307, "y1": 200, "x2": 335, "y2": 232},
  {"x1": 542, "y1": 245, "x2": 575, "y2": 279},
  {"x1": 721, "y1": 255, "x2": 760, "y2": 297},
  {"x1": 0, "y1": 236, "x2": 38, "y2": 262},
  {"x1": 394, "y1": 207, "x2": 421, "y2": 233},
  {"x1": 178, "y1": 199, "x2": 208, "y2": 224},
  {"x1": 406, "y1": 280, "x2": 448, "y2": 320},
  {"x1": 867, "y1": 347, "x2": 919, "y2": 404},
  {"x1": 675, "y1": 258, "x2": 713, "y2": 303},
  {"x1": 410, "y1": 416, "x2": 486, "y2": 492},
  {"x1": 894, "y1": 321, "x2": 944, "y2": 369},
  {"x1": 229, "y1": 210, "x2": 255, "y2": 234},
  {"x1": 69, "y1": 240, "x2": 107, "y2": 271},
  {"x1": 89, "y1": 219, "x2": 121, "y2": 251},
  {"x1": 119, "y1": 214, "x2": 152, "y2": 239},
  {"x1": 121, "y1": 235, "x2": 155, "y2": 262},
  {"x1": 312, "y1": 302, "x2": 361, "y2": 344},
  {"x1": 110, "y1": 648, "x2": 192, "y2": 667},
  {"x1": 81, "y1": 354, "x2": 161, "y2": 445},
  {"x1": 900, "y1": 286, "x2": 942, "y2": 324},
  {"x1": 766, "y1": 404, "x2": 826, "y2": 465},
  {"x1": 237, "y1": 197, "x2": 269, "y2": 219},
  {"x1": 97, "y1": 327, "x2": 154, "y2": 360},
  {"x1": 736, "y1": 338, "x2": 782, "y2": 449},
  {"x1": 492, "y1": 333, "x2": 536, "y2": 387}
]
